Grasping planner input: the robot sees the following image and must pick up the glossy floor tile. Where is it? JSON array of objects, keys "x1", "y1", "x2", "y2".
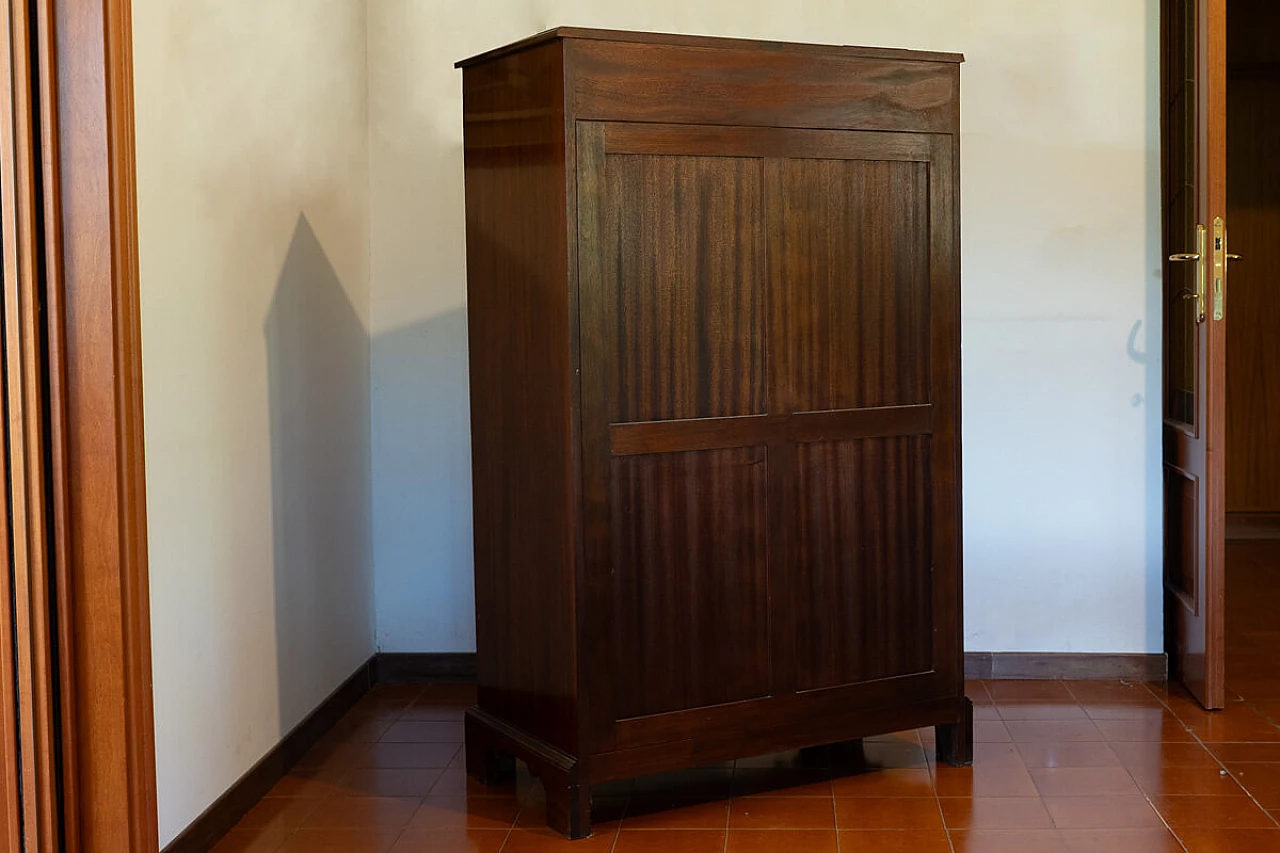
[
  {"x1": 207, "y1": 542, "x2": 1280, "y2": 851},
  {"x1": 206, "y1": 680, "x2": 1280, "y2": 852}
]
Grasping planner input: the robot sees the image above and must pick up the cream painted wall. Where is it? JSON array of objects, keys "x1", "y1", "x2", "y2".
[
  {"x1": 133, "y1": 1, "x2": 373, "y2": 845},
  {"x1": 368, "y1": 0, "x2": 1164, "y2": 655}
]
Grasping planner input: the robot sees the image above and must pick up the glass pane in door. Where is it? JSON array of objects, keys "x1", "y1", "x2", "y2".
[{"x1": 1164, "y1": 0, "x2": 1199, "y2": 428}]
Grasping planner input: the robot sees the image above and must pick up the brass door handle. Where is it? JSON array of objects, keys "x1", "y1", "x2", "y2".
[
  {"x1": 1172, "y1": 224, "x2": 1207, "y2": 322},
  {"x1": 1228, "y1": 253, "x2": 1243, "y2": 261}
]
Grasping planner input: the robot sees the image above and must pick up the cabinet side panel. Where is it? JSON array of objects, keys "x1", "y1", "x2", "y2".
[{"x1": 462, "y1": 42, "x2": 577, "y2": 753}]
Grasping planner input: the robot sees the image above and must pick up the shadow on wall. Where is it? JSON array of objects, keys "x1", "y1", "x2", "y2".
[
  {"x1": 369, "y1": 308, "x2": 474, "y2": 652},
  {"x1": 265, "y1": 215, "x2": 374, "y2": 731}
]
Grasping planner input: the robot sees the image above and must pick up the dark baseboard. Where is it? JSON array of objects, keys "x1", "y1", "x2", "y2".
[
  {"x1": 965, "y1": 652, "x2": 1167, "y2": 681},
  {"x1": 374, "y1": 652, "x2": 477, "y2": 683},
  {"x1": 162, "y1": 655, "x2": 376, "y2": 853},
  {"x1": 162, "y1": 652, "x2": 479, "y2": 853}
]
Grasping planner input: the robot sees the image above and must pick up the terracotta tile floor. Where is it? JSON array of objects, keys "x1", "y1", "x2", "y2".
[{"x1": 210, "y1": 543, "x2": 1280, "y2": 852}]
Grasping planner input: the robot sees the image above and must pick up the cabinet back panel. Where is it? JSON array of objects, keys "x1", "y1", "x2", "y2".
[
  {"x1": 793, "y1": 437, "x2": 933, "y2": 691},
  {"x1": 576, "y1": 120, "x2": 962, "y2": 752},
  {"x1": 774, "y1": 157, "x2": 931, "y2": 412},
  {"x1": 602, "y1": 154, "x2": 766, "y2": 423},
  {"x1": 610, "y1": 448, "x2": 772, "y2": 719}
]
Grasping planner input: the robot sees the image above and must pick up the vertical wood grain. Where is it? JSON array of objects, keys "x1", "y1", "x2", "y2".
[
  {"x1": 792, "y1": 438, "x2": 933, "y2": 690},
  {"x1": 0, "y1": 0, "x2": 71, "y2": 847},
  {"x1": 1201, "y1": 0, "x2": 1229, "y2": 712},
  {"x1": 461, "y1": 41, "x2": 580, "y2": 754},
  {"x1": 467, "y1": 32, "x2": 967, "y2": 830},
  {"x1": 580, "y1": 121, "x2": 960, "y2": 745},
  {"x1": 775, "y1": 157, "x2": 930, "y2": 413},
  {"x1": 0, "y1": 0, "x2": 35, "y2": 844},
  {"x1": 1225, "y1": 70, "x2": 1280, "y2": 513},
  {"x1": 602, "y1": 153, "x2": 766, "y2": 423},
  {"x1": 610, "y1": 448, "x2": 771, "y2": 718},
  {"x1": 46, "y1": 0, "x2": 159, "y2": 846}
]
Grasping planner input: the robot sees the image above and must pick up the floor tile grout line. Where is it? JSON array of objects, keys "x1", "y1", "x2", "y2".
[
  {"x1": 722, "y1": 771, "x2": 733, "y2": 853},
  {"x1": 927, "y1": 736, "x2": 958, "y2": 853},
  {"x1": 1018, "y1": 680, "x2": 1187, "y2": 853},
  {"x1": 1105, "y1": 733, "x2": 1192, "y2": 852},
  {"x1": 1141, "y1": 677, "x2": 1280, "y2": 831},
  {"x1": 829, "y1": 763, "x2": 841, "y2": 853},
  {"x1": 1184, "y1": 726, "x2": 1280, "y2": 830},
  {"x1": 500, "y1": 772, "x2": 543, "y2": 853}
]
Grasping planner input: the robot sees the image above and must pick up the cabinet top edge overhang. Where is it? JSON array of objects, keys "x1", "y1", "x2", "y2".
[{"x1": 455, "y1": 27, "x2": 965, "y2": 69}]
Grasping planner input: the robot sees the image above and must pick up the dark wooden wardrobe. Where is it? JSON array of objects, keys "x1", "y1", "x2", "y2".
[{"x1": 457, "y1": 28, "x2": 968, "y2": 839}]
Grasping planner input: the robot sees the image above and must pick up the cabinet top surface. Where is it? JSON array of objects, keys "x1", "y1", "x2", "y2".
[{"x1": 455, "y1": 26, "x2": 964, "y2": 69}]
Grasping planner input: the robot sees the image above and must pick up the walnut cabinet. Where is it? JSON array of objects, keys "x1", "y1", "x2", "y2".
[{"x1": 457, "y1": 28, "x2": 969, "y2": 839}]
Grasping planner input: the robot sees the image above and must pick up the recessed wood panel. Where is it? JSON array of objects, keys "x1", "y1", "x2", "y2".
[
  {"x1": 610, "y1": 448, "x2": 771, "y2": 719},
  {"x1": 600, "y1": 153, "x2": 765, "y2": 423},
  {"x1": 1165, "y1": 466, "x2": 1199, "y2": 606},
  {"x1": 773, "y1": 157, "x2": 930, "y2": 413},
  {"x1": 793, "y1": 437, "x2": 933, "y2": 690}
]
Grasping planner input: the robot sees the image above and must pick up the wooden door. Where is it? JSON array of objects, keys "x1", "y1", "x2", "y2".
[
  {"x1": 1162, "y1": 0, "x2": 1228, "y2": 710},
  {"x1": 577, "y1": 121, "x2": 960, "y2": 753}
]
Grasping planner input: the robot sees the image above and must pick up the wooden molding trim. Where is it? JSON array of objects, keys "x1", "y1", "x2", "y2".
[
  {"x1": 160, "y1": 658, "x2": 376, "y2": 853},
  {"x1": 37, "y1": 0, "x2": 158, "y2": 848},
  {"x1": 374, "y1": 652, "x2": 478, "y2": 683},
  {"x1": 964, "y1": 652, "x2": 1168, "y2": 681}
]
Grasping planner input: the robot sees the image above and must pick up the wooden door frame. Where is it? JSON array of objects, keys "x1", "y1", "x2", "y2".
[
  {"x1": 3, "y1": 0, "x2": 157, "y2": 849},
  {"x1": 1201, "y1": 0, "x2": 1228, "y2": 712}
]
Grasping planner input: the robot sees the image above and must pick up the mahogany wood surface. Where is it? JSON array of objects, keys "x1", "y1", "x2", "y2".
[
  {"x1": 568, "y1": 39, "x2": 958, "y2": 135},
  {"x1": 461, "y1": 28, "x2": 967, "y2": 838},
  {"x1": 462, "y1": 40, "x2": 581, "y2": 757},
  {"x1": 456, "y1": 26, "x2": 964, "y2": 68}
]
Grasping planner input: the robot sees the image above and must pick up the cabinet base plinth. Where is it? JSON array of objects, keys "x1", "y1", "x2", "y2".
[{"x1": 464, "y1": 708, "x2": 591, "y2": 839}]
